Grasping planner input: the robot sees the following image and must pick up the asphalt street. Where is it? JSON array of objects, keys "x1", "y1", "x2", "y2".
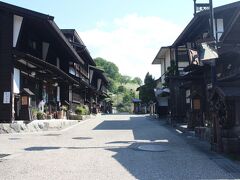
[{"x1": 0, "y1": 114, "x2": 238, "y2": 180}]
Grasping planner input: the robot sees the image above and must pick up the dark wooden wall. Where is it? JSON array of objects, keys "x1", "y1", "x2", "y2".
[{"x1": 0, "y1": 11, "x2": 13, "y2": 122}]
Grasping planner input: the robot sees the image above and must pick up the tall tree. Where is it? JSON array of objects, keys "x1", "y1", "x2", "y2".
[
  {"x1": 94, "y1": 57, "x2": 121, "y2": 81},
  {"x1": 139, "y1": 72, "x2": 156, "y2": 104},
  {"x1": 144, "y1": 72, "x2": 155, "y2": 85},
  {"x1": 120, "y1": 75, "x2": 131, "y2": 84}
]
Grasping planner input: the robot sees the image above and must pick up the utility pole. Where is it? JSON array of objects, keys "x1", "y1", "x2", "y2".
[
  {"x1": 209, "y1": 0, "x2": 215, "y2": 39},
  {"x1": 209, "y1": 0, "x2": 217, "y2": 86}
]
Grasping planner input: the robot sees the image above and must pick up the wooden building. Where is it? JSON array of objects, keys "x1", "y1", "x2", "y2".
[
  {"x1": 0, "y1": 2, "x2": 109, "y2": 122},
  {"x1": 153, "y1": 1, "x2": 240, "y2": 153},
  {"x1": 152, "y1": 46, "x2": 189, "y2": 122}
]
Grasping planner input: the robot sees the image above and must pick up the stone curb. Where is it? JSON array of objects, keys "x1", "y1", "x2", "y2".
[
  {"x1": 0, "y1": 114, "x2": 101, "y2": 134},
  {"x1": 0, "y1": 119, "x2": 79, "y2": 134}
]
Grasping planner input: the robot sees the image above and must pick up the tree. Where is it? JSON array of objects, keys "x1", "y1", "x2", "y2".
[
  {"x1": 131, "y1": 77, "x2": 142, "y2": 86},
  {"x1": 117, "y1": 85, "x2": 127, "y2": 93},
  {"x1": 144, "y1": 72, "x2": 155, "y2": 85},
  {"x1": 94, "y1": 57, "x2": 142, "y2": 111},
  {"x1": 120, "y1": 75, "x2": 131, "y2": 84},
  {"x1": 123, "y1": 93, "x2": 131, "y2": 104},
  {"x1": 139, "y1": 72, "x2": 156, "y2": 104},
  {"x1": 94, "y1": 57, "x2": 121, "y2": 81},
  {"x1": 108, "y1": 78, "x2": 118, "y2": 93}
]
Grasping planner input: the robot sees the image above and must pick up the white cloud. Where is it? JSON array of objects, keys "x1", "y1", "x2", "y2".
[{"x1": 78, "y1": 14, "x2": 183, "y2": 80}]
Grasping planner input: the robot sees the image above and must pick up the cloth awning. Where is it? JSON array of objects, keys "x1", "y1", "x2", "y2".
[
  {"x1": 132, "y1": 98, "x2": 141, "y2": 103},
  {"x1": 154, "y1": 88, "x2": 170, "y2": 97}
]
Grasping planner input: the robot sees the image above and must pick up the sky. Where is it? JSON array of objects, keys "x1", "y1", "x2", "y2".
[{"x1": 1, "y1": 0, "x2": 238, "y2": 80}]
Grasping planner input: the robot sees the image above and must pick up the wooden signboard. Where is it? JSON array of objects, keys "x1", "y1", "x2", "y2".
[
  {"x1": 21, "y1": 96, "x2": 28, "y2": 105},
  {"x1": 193, "y1": 99, "x2": 200, "y2": 110}
]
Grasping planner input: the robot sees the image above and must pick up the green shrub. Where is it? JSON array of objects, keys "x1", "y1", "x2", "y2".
[
  {"x1": 75, "y1": 105, "x2": 90, "y2": 115},
  {"x1": 37, "y1": 111, "x2": 45, "y2": 120},
  {"x1": 75, "y1": 106, "x2": 84, "y2": 115},
  {"x1": 83, "y1": 105, "x2": 90, "y2": 115}
]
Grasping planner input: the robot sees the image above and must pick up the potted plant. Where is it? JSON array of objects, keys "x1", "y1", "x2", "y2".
[
  {"x1": 57, "y1": 110, "x2": 63, "y2": 119},
  {"x1": 37, "y1": 111, "x2": 45, "y2": 120}
]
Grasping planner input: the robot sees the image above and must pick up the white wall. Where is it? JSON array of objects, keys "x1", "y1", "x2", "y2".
[
  {"x1": 13, "y1": 15, "x2": 23, "y2": 47},
  {"x1": 13, "y1": 68, "x2": 20, "y2": 94},
  {"x1": 160, "y1": 49, "x2": 171, "y2": 84}
]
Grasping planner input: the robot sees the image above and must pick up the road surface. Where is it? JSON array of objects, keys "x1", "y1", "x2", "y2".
[{"x1": 0, "y1": 114, "x2": 237, "y2": 179}]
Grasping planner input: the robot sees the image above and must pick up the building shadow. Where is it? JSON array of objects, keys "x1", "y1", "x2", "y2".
[
  {"x1": 93, "y1": 115, "x2": 234, "y2": 179},
  {"x1": 92, "y1": 115, "x2": 174, "y2": 179}
]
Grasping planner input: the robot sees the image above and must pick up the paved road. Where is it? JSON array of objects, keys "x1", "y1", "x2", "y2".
[{"x1": 0, "y1": 114, "x2": 237, "y2": 180}]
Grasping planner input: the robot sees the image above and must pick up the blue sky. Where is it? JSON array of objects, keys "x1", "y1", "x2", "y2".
[{"x1": 1, "y1": 0, "x2": 238, "y2": 80}]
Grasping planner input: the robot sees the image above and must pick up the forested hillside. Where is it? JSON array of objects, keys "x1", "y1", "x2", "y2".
[{"x1": 94, "y1": 57, "x2": 142, "y2": 112}]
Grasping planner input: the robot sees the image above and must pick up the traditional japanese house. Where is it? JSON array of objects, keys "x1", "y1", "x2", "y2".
[
  {"x1": 152, "y1": 47, "x2": 172, "y2": 117},
  {"x1": 89, "y1": 65, "x2": 109, "y2": 113},
  {"x1": 0, "y1": 2, "x2": 102, "y2": 122},
  {"x1": 61, "y1": 29, "x2": 95, "y2": 110},
  {"x1": 170, "y1": 1, "x2": 240, "y2": 153},
  {"x1": 61, "y1": 29, "x2": 111, "y2": 114},
  {"x1": 152, "y1": 45, "x2": 190, "y2": 121}
]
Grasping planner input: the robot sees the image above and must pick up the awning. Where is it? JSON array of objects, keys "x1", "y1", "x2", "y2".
[
  {"x1": 132, "y1": 98, "x2": 141, "y2": 103},
  {"x1": 13, "y1": 50, "x2": 79, "y2": 85},
  {"x1": 22, "y1": 88, "x2": 34, "y2": 96},
  {"x1": 154, "y1": 88, "x2": 170, "y2": 96}
]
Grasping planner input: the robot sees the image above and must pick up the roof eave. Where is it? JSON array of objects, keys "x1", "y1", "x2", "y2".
[
  {"x1": 48, "y1": 21, "x2": 85, "y2": 65},
  {"x1": 152, "y1": 46, "x2": 171, "y2": 65},
  {"x1": 0, "y1": 1, "x2": 54, "y2": 20}
]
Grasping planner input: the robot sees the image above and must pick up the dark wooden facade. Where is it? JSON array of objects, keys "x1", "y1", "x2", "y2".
[
  {"x1": 0, "y1": 2, "x2": 109, "y2": 122},
  {"x1": 161, "y1": 1, "x2": 240, "y2": 153}
]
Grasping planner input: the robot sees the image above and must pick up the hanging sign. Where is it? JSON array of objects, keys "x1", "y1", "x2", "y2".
[{"x1": 3, "y1": 92, "x2": 10, "y2": 104}]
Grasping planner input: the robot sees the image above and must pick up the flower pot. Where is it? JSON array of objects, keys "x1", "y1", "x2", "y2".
[{"x1": 57, "y1": 111, "x2": 63, "y2": 119}]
